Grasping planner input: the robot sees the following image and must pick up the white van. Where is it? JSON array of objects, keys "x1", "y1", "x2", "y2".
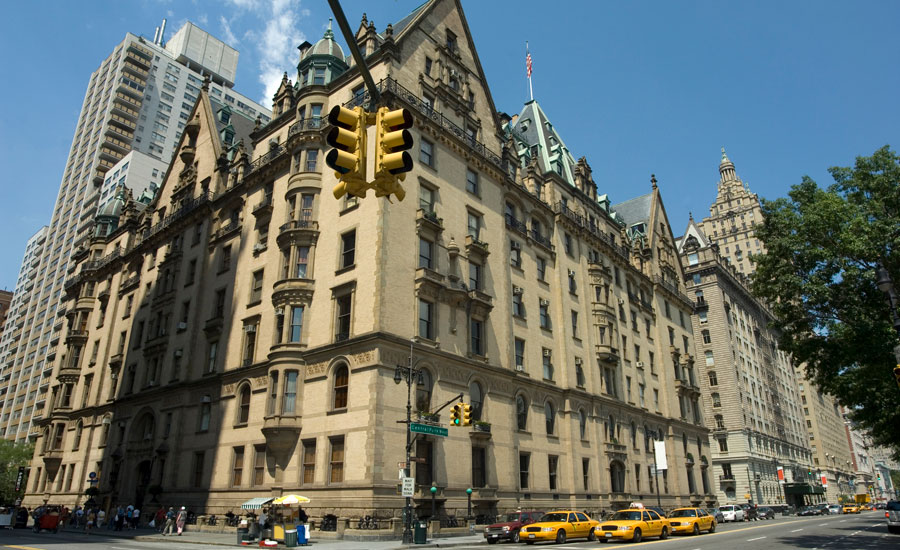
[{"x1": 718, "y1": 505, "x2": 745, "y2": 522}]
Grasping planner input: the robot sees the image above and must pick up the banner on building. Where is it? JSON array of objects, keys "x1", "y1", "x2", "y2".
[
  {"x1": 821, "y1": 474, "x2": 828, "y2": 488},
  {"x1": 14, "y1": 466, "x2": 25, "y2": 492},
  {"x1": 654, "y1": 440, "x2": 668, "y2": 470},
  {"x1": 777, "y1": 466, "x2": 785, "y2": 484}
]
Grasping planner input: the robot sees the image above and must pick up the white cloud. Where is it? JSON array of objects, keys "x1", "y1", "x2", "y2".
[
  {"x1": 256, "y1": 0, "x2": 306, "y2": 107},
  {"x1": 220, "y1": 15, "x2": 239, "y2": 46},
  {"x1": 198, "y1": 13, "x2": 209, "y2": 26}
]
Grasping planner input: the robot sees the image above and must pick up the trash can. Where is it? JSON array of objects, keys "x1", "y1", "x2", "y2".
[
  {"x1": 236, "y1": 527, "x2": 249, "y2": 544},
  {"x1": 414, "y1": 520, "x2": 427, "y2": 544},
  {"x1": 297, "y1": 524, "x2": 308, "y2": 545},
  {"x1": 284, "y1": 529, "x2": 298, "y2": 548}
]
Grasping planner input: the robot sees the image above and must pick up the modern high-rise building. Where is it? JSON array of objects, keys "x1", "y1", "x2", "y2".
[
  {"x1": 0, "y1": 291, "x2": 12, "y2": 333},
  {"x1": 0, "y1": 21, "x2": 270, "y2": 442},
  {"x1": 693, "y1": 150, "x2": 855, "y2": 505},
  {"x1": 23, "y1": 0, "x2": 714, "y2": 524},
  {"x1": 0, "y1": 227, "x2": 49, "y2": 442},
  {"x1": 678, "y1": 216, "x2": 814, "y2": 508}
]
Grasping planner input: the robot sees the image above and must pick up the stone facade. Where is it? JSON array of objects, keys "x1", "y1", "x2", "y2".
[
  {"x1": 678, "y1": 217, "x2": 813, "y2": 508},
  {"x1": 24, "y1": 0, "x2": 712, "y2": 523}
]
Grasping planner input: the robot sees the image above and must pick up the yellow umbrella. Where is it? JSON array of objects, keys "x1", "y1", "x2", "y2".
[{"x1": 272, "y1": 495, "x2": 310, "y2": 505}]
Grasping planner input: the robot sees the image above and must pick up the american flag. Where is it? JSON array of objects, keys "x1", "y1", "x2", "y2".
[{"x1": 526, "y1": 51, "x2": 533, "y2": 78}]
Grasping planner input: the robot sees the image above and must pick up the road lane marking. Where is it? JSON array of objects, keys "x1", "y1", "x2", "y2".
[
  {"x1": 623, "y1": 517, "x2": 813, "y2": 546},
  {"x1": 4, "y1": 546, "x2": 46, "y2": 550},
  {"x1": 851, "y1": 531, "x2": 860, "y2": 535},
  {"x1": 818, "y1": 522, "x2": 828, "y2": 526},
  {"x1": 791, "y1": 528, "x2": 804, "y2": 532},
  {"x1": 747, "y1": 536, "x2": 767, "y2": 541},
  {"x1": 839, "y1": 519, "x2": 846, "y2": 522}
]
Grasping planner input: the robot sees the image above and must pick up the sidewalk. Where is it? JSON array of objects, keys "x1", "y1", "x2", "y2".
[{"x1": 92, "y1": 526, "x2": 487, "y2": 548}]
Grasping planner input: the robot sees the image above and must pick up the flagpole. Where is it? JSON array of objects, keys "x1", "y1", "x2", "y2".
[{"x1": 526, "y1": 41, "x2": 533, "y2": 101}]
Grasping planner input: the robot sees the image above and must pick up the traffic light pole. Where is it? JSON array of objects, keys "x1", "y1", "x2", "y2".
[{"x1": 327, "y1": 0, "x2": 381, "y2": 111}]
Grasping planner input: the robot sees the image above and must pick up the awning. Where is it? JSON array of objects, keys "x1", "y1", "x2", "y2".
[{"x1": 241, "y1": 497, "x2": 274, "y2": 510}]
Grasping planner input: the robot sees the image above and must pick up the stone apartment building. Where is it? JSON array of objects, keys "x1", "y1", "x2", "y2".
[
  {"x1": 25, "y1": 0, "x2": 712, "y2": 520},
  {"x1": 678, "y1": 214, "x2": 814, "y2": 508}
]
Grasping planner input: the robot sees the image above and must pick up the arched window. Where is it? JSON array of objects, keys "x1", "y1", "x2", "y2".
[
  {"x1": 333, "y1": 364, "x2": 349, "y2": 409},
  {"x1": 610, "y1": 461, "x2": 626, "y2": 493},
  {"x1": 238, "y1": 385, "x2": 251, "y2": 424},
  {"x1": 516, "y1": 395, "x2": 528, "y2": 431},
  {"x1": 708, "y1": 371, "x2": 718, "y2": 386},
  {"x1": 578, "y1": 409, "x2": 587, "y2": 440},
  {"x1": 544, "y1": 401, "x2": 556, "y2": 435},
  {"x1": 73, "y1": 421, "x2": 83, "y2": 450},
  {"x1": 469, "y1": 381, "x2": 483, "y2": 421},
  {"x1": 415, "y1": 369, "x2": 433, "y2": 412},
  {"x1": 711, "y1": 392, "x2": 721, "y2": 407}
]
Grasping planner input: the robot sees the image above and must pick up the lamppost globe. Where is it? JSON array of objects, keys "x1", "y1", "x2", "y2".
[
  {"x1": 876, "y1": 266, "x2": 893, "y2": 294},
  {"x1": 466, "y1": 488, "x2": 472, "y2": 495},
  {"x1": 430, "y1": 485, "x2": 437, "y2": 494}
]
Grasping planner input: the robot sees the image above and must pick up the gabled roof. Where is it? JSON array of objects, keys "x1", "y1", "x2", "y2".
[
  {"x1": 611, "y1": 193, "x2": 653, "y2": 227},
  {"x1": 509, "y1": 100, "x2": 577, "y2": 187},
  {"x1": 677, "y1": 216, "x2": 712, "y2": 254}
]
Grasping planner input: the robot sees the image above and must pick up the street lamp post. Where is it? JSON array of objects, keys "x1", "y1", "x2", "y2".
[
  {"x1": 466, "y1": 488, "x2": 473, "y2": 519},
  {"x1": 430, "y1": 483, "x2": 437, "y2": 520},
  {"x1": 394, "y1": 341, "x2": 424, "y2": 545}
]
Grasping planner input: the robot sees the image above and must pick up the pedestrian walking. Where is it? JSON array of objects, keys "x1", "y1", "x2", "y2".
[
  {"x1": 163, "y1": 507, "x2": 176, "y2": 536},
  {"x1": 115, "y1": 506, "x2": 125, "y2": 531},
  {"x1": 97, "y1": 508, "x2": 105, "y2": 528},
  {"x1": 175, "y1": 506, "x2": 187, "y2": 535},
  {"x1": 132, "y1": 506, "x2": 140, "y2": 529},
  {"x1": 85, "y1": 510, "x2": 96, "y2": 535}
]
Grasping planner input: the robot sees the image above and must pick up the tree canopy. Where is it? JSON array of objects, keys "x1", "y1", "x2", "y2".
[
  {"x1": 751, "y1": 145, "x2": 900, "y2": 459},
  {"x1": 0, "y1": 440, "x2": 34, "y2": 505}
]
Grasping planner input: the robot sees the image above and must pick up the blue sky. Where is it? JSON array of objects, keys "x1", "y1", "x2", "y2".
[{"x1": 1, "y1": 0, "x2": 899, "y2": 290}]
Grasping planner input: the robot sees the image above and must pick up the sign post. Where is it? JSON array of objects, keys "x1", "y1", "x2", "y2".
[
  {"x1": 401, "y1": 477, "x2": 415, "y2": 497},
  {"x1": 410, "y1": 423, "x2": 448, "y2": 437},
  {"x1": 653, "y1": 440, "x2": 667, "y2": 508},
  {"x1": 14, "y1": 466, "x2": 25, "y2": 493}
]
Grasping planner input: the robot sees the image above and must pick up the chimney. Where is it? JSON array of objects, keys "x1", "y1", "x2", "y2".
[
  {"x1": 153, "y1": 27, "x2": 160, "y2": 44},
  {"x1": 159, "y1": 18, "x2": 167, "y2": 46}
]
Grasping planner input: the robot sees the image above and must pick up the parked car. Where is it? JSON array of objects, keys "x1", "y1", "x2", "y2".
[
  {"x1": 519, "y1": 510, "x2": 599, "y2": 544},
  {"x1": 826, "y1": 504, "x2": 843, "y2": 515},
  {"x1": 646, "y1": 506, "x2": 667, "y2": 518},
  {"x1": 712, "y1": 508, "x2": 726, "y2": 523},
  {"x1": 885, "y1": 500, "x2": 900, "y2": 534},
  {"x1": 814, "y1": 503, "x2": 830, "y2": 515},
  {"x1": 756, "y1": 506, "x2": 775, "y2": 520},
  {"x1": 593, "y1": 509, "x2": 670, "y2": 543},
  {"x1": 667, "y1": 507, "x2": 716, "y2": 535},
  {"x1": 483, "y1": 510, "x2": 543, "y2": 544},
  {"x1": 798, "y1": 506, "x2": 822, "y2": 516},
  {"x1": 718, "y1": 505, "x2": 744, "y2": 522}
]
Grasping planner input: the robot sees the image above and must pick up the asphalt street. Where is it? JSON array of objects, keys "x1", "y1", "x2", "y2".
[{"x1": 0, "y1": 512, "x2": 894, "y2": 549}]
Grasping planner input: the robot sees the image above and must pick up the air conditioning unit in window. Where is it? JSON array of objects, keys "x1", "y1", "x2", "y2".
[
  {"x1": 636, "y1": 361, "x2": 645, "y2": 369},
  {"x1": 515, "y1": 364, "x2": 524, "y2": 372},
  {"x1": 243, "y1": 325, "x2": 257, "y2": 333},
  {"x1": 539, "y1": 298, "x2": 550, "y2": 307},
  {"x1": 253, "y1": 243, "x2": 266, "y2": 253},
  {"x1": 511, "y1": 241, "x2": 521, "y2": 250},
  {"x1": 542, "y1": 349, "x2": 552, "y2": 357},
  {"x1": 275, "y1": 307, "x2": 285, "y2": 316},
  {"x1": 174, "y1": 349, "x2": 183, "y2": 358},
  {"x1": 512, "y1": 285, "x2": 523, "y2": 295},
  {"x1": 177, "y1": 322, "x2": 187, "y2": 331}
]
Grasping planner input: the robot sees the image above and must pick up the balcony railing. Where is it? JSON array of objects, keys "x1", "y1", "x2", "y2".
[
  {"x1": 287, "y1": 116, "x2": 324, "y2": 138},
  {"x1": 529, "y1": 229, "x2": 554, "y2": 251},
  {"x1": 504, "y1": 214, "x2": 528, "y2": 236},
  {"x1": 250, "y1": 144, "x2": 287, "y2": 173}
]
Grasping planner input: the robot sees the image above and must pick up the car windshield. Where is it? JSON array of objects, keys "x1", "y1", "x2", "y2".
[
  {"x1": 609, "y1": 511, "x2": 643, "y2": 521},
  {"x1": 505, "y1": 514, "x2": 524, "y2": 522},
  {"x1": 669, "y1": 509, "x2": 697, "y2": 517},
  {"x1": 539, "y1": 513, "x2": 568, "y2": 523},
  {"x1": 718, "y1": 506, "x2": 734, "y2": 511},
  {"x1": 886, "y1": 502, "x2": 900, "y2": 511}
]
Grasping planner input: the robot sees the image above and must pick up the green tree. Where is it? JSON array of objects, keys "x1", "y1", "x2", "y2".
[
  {"x1": 751, "y1": 146, "x2": 900, "y2": 460},
  {"x1": 0, "y1": 440, "x2": 35, "y2": 504}
]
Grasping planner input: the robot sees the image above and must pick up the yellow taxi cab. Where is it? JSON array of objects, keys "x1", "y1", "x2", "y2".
[
  {"x1": 519, "y1": 510, "x2": 599, "y2": 544},
  {"x1": 593, "y1": 508, "x2": 670, "y2": 543},
  {"x1": 667, "y1": 507, "x2": 717, "y2": 535},
  {"x1": 842, "y1": 504, "x2": 860, "y2": 514}
]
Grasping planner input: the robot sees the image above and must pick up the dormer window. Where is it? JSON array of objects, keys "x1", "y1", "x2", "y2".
[
  {"x1": 446, "y1": 30, "x2": 457, "y2": 52},
  {"x1": 218, "y1": 108, "x2": 231, "y2": 125}
]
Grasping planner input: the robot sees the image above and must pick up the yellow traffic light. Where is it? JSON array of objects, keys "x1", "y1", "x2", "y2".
[
  {"x1": 450, "y1": 404, "x2": 461, "y2": 426},
  {"x1": 461, "y1": 403, "x2": 472, "y2": 426},
  {"x1": 326, "y1": 105, "x2": 368, "y2": 198},
  {"x1": 373, "y1": 107, "x2": 414, "y2": 201}
]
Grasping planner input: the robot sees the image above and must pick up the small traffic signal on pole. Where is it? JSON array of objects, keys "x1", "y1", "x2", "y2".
[
  {"x1": 373, "y1": 106, "x2": 414, "y2": 201},
  {"x1": 326, "y1": 105, "x2": 368, "y2": 198},
  {"x1": 450, "y1": 404, "x2": 461, "y2": 426},
  {"x1": 461, "y1": 403, "x2": 473, "y2": 426}
]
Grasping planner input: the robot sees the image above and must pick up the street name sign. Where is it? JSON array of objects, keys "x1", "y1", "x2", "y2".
[{"x1": 410, "y1": 422, "x2": 448, "y2": 437}]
